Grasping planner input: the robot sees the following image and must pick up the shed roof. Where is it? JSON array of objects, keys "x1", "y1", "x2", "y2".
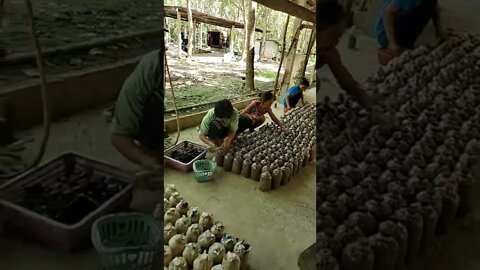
[{"x1": 164, "y1": 6, "x2": 265, "y2": 33}]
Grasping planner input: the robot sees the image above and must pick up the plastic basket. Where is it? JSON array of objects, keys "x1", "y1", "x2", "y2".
[
  {"x1": 0, "y1": 152, "x2": 133, "y2": 252},
  {"x1": 164, "y1": 141, "x2": 207, "y2": 172},
  {"x1": 91, "y1": 212, "x2": 162, "y2": 270},
  {"x1": 193, "y1": 159, "x2": 216, "y2": 182}
]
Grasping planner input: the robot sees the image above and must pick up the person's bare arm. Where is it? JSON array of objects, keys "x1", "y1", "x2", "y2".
[
  {"x1": 268, "y1": 109, "x2": 284, "y2": 129},
  {"x1": 384, "y1": 3, "x2": 400, "y2": 51},
  {"x1": 432, "y1": 3, "x2": 443, "y2": 39},
  {"x1": 323, "y1": 49, "x2": 363, "y2": 96},
  {"x1": 199, "y1": 134, "x2": 216, "y2": 147},
  {"x1": 111, "y1": 134, "x2": 159, "y2": 168},
  {"x1": 285, "y1": 95, "x2": 292, "y2": 108},
  {"x1": 240, "y1": 102, "x2": 255, "y2": 115},
  {"x1": 221, "y1": 131, "x2": 236, "y2": 150}
]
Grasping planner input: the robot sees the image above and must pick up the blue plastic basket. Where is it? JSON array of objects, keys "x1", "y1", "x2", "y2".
[
  {"x1": 193, "y1": 159, "x2": 216, "y2": 182},
  {"x1": 91, "y1": 212, "x2": 162, "y2": 270}
]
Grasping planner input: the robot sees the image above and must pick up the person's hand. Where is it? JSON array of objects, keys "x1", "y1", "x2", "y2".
[
  {"x1": 140, "y1": 156, "x2": 162, "y2": 172},
  {"x1": 388, "y1": 43, "x2": 401, "y2": 54},
  {"x1": 249, "y1": 114, "x2": 259, "y2": 122},
  {"x1": 352, "y1": 89, "x2": 375, "y2": 108},
  {"x1": 221, "y1": 137, "x2": 233, "y2": 150}
]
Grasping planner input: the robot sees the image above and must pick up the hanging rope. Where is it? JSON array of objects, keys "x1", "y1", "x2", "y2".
[
  {"x1": 0, "y1": 0, "x2": 50, "y2": 180},
  {"x1": 164, "y1": 53, "x2": 181, "y2": 148}
]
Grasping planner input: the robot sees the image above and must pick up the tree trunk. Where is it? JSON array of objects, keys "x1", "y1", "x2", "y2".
[
  {"x1": 245, "y1": 0, "x2": 256, "y2": 90},
  {"x1": 279, "y1": 0, "x2": 306, "y2": 94},
  {"x1": 241, "y1": 0, "x2": 248, "y2": 61},
  {"x1": 199, "y1": 23, "x2": 203, "y2": 48},
  {"x1": 176, "y1": 9, "x2": 182, "y2": 58},
  {"x1": 193, "y1": 20, "x2": 197, "y2": 51},
  {"x1": 259, "y1": 8, "x2": 269, "y2": 61},
  {"x1": 230, "y1": 25, "x2": 235, "y2": 54},
  {"x1": 186, "y1": 0, "x2": 194, "y2": 57},
  {"x1": 273, "y1": 15, "x2": 290, "y2": 102},
  {"x1": 300, "y1": 29, "x2": 315, "y2": 80}
]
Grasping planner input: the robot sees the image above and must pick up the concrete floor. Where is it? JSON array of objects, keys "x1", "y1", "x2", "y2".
[
  {"x1": 0, "y1": 90, "x2": 316, "y2": 270},
  {"x1": 164, "y1": 100, "x2": 317, "y2": 270}
]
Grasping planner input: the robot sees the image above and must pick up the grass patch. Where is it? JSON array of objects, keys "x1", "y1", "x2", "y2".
[{"x1": 258, "y1": 71, "x2": 278, "y2": 79}]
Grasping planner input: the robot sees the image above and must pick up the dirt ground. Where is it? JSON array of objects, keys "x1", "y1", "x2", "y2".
[
  {"x1": 164, "y1": 51, "x2": 316, "y2": 119},
  {"x1": 1, "y1": 0, "x2": 162, "y2": 53}
]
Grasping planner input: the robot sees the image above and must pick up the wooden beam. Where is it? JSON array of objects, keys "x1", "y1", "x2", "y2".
[
  {"x1": 301, "y1": 23, "x2": 314, "y2": 30},
  {"x1": 252, "y1": 0, "x2": 315, "y2": 23},
  {"x1": 165, "y1": 6, "x2": 266, "y2": 32}
]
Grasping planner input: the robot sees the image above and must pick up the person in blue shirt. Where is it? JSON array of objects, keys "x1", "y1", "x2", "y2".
[
  {"x1": 375, "y1": 0, "x2": 444, "y2": 65},
  {"x1": 283, "y1": 78, "x2": 310, "y2": 113}
]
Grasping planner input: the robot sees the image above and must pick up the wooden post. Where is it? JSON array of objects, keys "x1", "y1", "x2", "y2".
[
  {"x1": 176, "y1": 9, "x2": 182, "y2": 58},
  {"x1": 187, "y1": 0, "x2": 194, "y2": 57},
  {"x1": 230, "y1": 25, "x2": 235, "y2": 54},
  {"x1": 199, "y1": 22, "x2": 203, "y2": 48},
  {"x1": 279, "y1": 2, "x2": 305, "y2": 95},
  {"x1": 193, "y1": 20, "x2": 197, "y2": 50},
  {"x1": 310, "y1": 59, "x2": 316, "y2": 83},
  {"x1": 273, "y1": 14, "x2": 290, "y2": 105},
  {"x1": 260, "y1": 8, "x2": 269, "y2": 61},
  {"x1": 245, "y1": 0, "x2": 257, "y2": 90},
  {"x1": 300, "y1": 29, "x2": 315, "y2": 79}
]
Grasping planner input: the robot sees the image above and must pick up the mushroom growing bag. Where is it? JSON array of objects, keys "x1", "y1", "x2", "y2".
[
  {"x1": 164, "y1": 223, "x2": 177, "y2": 245},
  {"x1": 186, "y1": 223, "x2": 203, "y2": 243},
  {"x1": 164, "y1": 245, "x2": 173, "y2": 266},
  {"x1": 199, "y1": 212, "x2": 214, "y2": 231},
  {"x1": 233, "y1": 240, "x2": 251, "y2": 265},
  {"x1": 169, "y1": 192, "x2": 184, "y2": 206},
  {"x1": 169, "y1": 234, "x2": 187, "y2": 257},
  {"x1": 221, "y1": 233, "x2": 237, "y2": 252},
  {"x1": 193, "y1": 251, "x2": 214, "y2": 270},
  {"x1": 168, "y1": 257, "x2": 188, "y2": 270},
  {"x1": 176, "y1": 200, "x2": 189, "y2": 216},
  {"x1": 210, "y1": 221, "x2": 225, "y2": 241},
  {"x1": 222, "y1": 252, "x2": 241, "y2": 270},
  {"x1": 175, "y1": 215, "x2": 192, "y2": 235},
  {"x1": 197, "y1": 230, "x2": 216, "y2": 250},
  {"x1": 208, "y1": 243, "x2": 227, "y2": 265},
  {"x1": 183, "y1": 242, "x2": 202, "y2": 267},
  {"x1": 165, "y1": 184, "x2": 177, "y2": 199},
  {"x1": 187, "y1": 207, "x2": 201, "y2": 224},
  {"x1": 165, "y1": 208, "x2": 180, "y2": 224}
]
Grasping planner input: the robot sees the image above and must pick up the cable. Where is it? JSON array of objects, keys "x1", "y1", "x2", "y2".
[
  {"x1": 164, "y1": 52, "x2": 181, "y2": 148},
  {"x1": 0, "y1": 0, "x2": 50, "y2": 180}
]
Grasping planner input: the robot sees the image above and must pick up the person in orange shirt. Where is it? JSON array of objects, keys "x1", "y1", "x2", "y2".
[{"x1": 237, "y1": 91, "x2": 287, "y2": 133}]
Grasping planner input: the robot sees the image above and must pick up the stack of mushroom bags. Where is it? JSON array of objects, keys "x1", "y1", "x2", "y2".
[
  {"x1": 157, "y1": 185, "x2": 251, "y2": 270},
  {"x1": 316, "y1": 34, "x2": 480, "y2": 270},
  {"x1": 216, "y1": 104, "x2": 316, "y2": 192}
]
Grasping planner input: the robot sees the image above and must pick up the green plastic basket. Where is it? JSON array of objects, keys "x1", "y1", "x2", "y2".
[
  {"x1": 193, "y1": 159, "x2": 216, "y2": 182},
  {"x1": 91, "y1": 212, "x2": 162, "y2": 270}
]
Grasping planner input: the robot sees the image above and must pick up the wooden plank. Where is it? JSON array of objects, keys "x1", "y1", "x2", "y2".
[{"x1": 165, "y1": 6, "x2": 266, "y2": 32}]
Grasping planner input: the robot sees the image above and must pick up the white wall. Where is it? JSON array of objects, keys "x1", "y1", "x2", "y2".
[{"x1": 254, "y1": 40, "x2": 280, "y2": 59}]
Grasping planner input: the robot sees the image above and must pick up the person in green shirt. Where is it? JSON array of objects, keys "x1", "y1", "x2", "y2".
[
  {"x1": 198, "y1": 99, "x2": 239, "y2": 150},
  {"x1": 110, "y1": 49, "x2": 164, "y2": 170}
]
